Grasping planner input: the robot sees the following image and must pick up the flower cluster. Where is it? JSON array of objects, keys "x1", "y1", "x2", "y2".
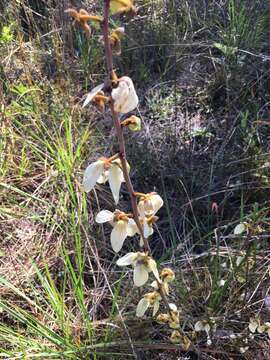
[
  {"x1": 70, "y1": 0, "x2": 190, "y2": 349},
  {"x1": 249, "y1": 317, "x2": 270, "y2": 338},
  {"x1": 83, "y1": 156, "x2": 129, "y2": 204}
]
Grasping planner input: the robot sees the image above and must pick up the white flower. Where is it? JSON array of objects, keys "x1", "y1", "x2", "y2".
[
  {"x1": 248, "y1": 317, "x2": 267, "y2": 334},
  {"x1": 83, "y1": 157, "x2": 129, "y2": 204},
  {"x1": 138, "y1": 193, "x2": 163, "y2": 219},
  {"x1": 96, "y1": 210, "x2": 137, "y2": 253},
  {"x1": 116, "y1": 252, "x2": 160, "y2": 287},
  {"x1": 112, "y1": 76, "x2": 138, "y2": 113},
  {"x1": 136, "y1": 291, "x2": 161, "y2": 317},
  {"x1": 195, "y1": 320, "x2": 211, "y2": 333}
]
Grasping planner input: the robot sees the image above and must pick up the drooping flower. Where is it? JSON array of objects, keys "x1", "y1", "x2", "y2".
[
  {"x1": 116, "y1": 252, "x2": 160, "y2": 286},
  {"x1": 160, "y1": 268, "x2": 175, "y2": 283},
  {"x1": 111, "y1": 76, "x2": 138, "y2": 114},
  {"x1": 137, "y1": 192, "x2": 164, "y2": 219},
  {"x1": 248, "y1": 317, "x2": 266, "y2": 334},
  {"x1": 65, "y1": 8, "x2": 102, "y2": 38},
  {"x1": 194, "y1": 320, "x2": 211, "y2": 333},
  {"x1": 170, "y1": 330, "x2": 181, "y2": 344},
  {"x1": 92, "y1": 91, "x2": 109, "y2": 111},
  {"x1": 121, "y1": 115, "x2": 141, "y2": 132},
  {"x1": 83, "y1": 157, "x2": 129, "y2": 204},
  {"x1": 170, "y1": 331, "x2": 191, "y2": 350},
  {"x1": 156, "y1": 313, "x2": 170, "y2": 324},
  {"x1": 96, "y1": 209, "x2": 136, "y2": 253},
  {"x1": 169, "y1": 304, "x2": 181, "y2": 329},
  {"x1": 136, "y1": 291, "x2": 161, "y2": 317},
  {"x1": 110, "y1": 27, "x2": 125, "y2": 55},
  {"x1": 110, "y1": 0, "x2": 136, "y2": 15},
  {"x1": 194, "y1": 320, "x2": 212, "y2": 345}
]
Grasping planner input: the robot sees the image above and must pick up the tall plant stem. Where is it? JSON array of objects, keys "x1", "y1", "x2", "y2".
[
  {"x1": 101, "y1": 0, "x2": 150, "y2": 254},
  {"x1": 100, "y1": 0, "x2": 191, "y2": 334}
]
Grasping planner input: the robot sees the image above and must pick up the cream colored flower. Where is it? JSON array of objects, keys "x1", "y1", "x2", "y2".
[
  {"x1": 248, "y1": 317, "x2": 265, "y2": 334},
  {"x1": 138, "y1": 193, "x2": 164, "y2": 219},
  {"x1": 116, "y1": 252, "x2": 160, "y2": 286},
  {"x1": 170, "y1": 330, "x2": 181, "y2": 343},
  {"x1": 248, "y1": 318, "x2": 259, "y2": 333},
  {"x1": 96, "y1": 209, "x2": 136, "y2": 253},
  {"x1": 136, "y1": 291, "x2": 161, "y2": 317},
  {"x1": 83, "y1": 158, "x2": 129, "y2": 204},
  {"x1": 121, "y1": 115, "x2": 141, "y2": 131},
  {"x1": 112, "y1": 76, "x2": 138, "y2": 113},
  {"x1": 128, "y1": 116, "x2": 141, "y2": 131},
  {"x1": 170, "y1": 331, "x2": 191, "y2": 350},
  {"x1": 167, "y1": 303, "x2": 181, "y2": 329},
  {"x1": 194, "y1": 320, "x2": 211, "y2": 333}
]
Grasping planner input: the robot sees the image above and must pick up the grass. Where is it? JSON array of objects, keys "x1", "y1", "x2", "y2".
[{"x1": 1, "y1": 0, "x2": 270, "y2": 359}]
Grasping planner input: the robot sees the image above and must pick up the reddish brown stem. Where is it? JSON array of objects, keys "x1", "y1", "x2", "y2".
[
  {"x1": 100, "y1": 3, "x2": 195, "y2": 346},
  {"x1": 102, "y1": 0, "x2": 150, "y2": 253}
]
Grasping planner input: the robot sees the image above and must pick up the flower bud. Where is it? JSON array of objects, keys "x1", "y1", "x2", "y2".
[
  {"x1": 170, "y1": 330, "x2": 181, "y2": 343},
  {"x1": 128, "y1": 116, "x2": 141, "y2": 131},
  {"x1": 156, "y1": 313, "x2": 170, "y2": 324},
  {"x1": 160, "y1": 268, "x2": 175, "y2": 283}
]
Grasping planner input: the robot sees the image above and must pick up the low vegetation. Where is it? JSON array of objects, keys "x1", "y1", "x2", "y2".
[{"x1": 0, "y1": 0, "x2": 270, "y2": 359}]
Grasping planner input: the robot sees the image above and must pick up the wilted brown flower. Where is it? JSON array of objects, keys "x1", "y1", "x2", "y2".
[{"x1": 65, "y1": 8, "x2": 102, "y2": 38}]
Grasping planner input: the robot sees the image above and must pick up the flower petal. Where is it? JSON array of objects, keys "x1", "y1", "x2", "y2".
[
  {"x1": 82, "y1": 160, "x2": 104, "y2": 192},
  {"x1": 127, "y1": 218, "x2": 138, "y2": 237},
  {"x1": 150, "y1": 280, "x2": 159, "y2": 290},
  {"x1": 110, "y1": 220, "x2": 128, "y2": 253},
  {"x1": 116, "y1": 252, "x2": 138, "y2": 266},
  {"x1": 138, "y1": 200, "x2": 146, "y2": 219},
  {"x1": 136, "y1": 298, "x2": 149, "y2": 317},
  {"x1": 248, "y1": 319, "x2": 258, "y2": 333},
  {"x1": 257, "y1": 325, "x2": 265, "y2": 333},
  {"x1": 97, "y1": 170, "x2": 108, "y2": 184},
  {"x1": 95, "y1": 210, "x2": 114, "y2": 223},
  {"x1": 195, "y1": 321, "x2": 204, "y2": 332},
  {"x1": 112, "y1": 80, "x2": 129, "y2": 112},
  {"x1": 169, "y1": 303, "x2": 177, "y2": 311},
  {"x1": 147, "y1": 258, "x2": 160, "y2": 281},
  {"x1": 150, "y1": 194, "x2": 164, "y2": 214},
  {"x1": 139, "y1": 236, "x2": 144, "y2": 247},
  {"x1": 83, "y1": 83, "x2": 104, "y2": 108},
  {"x1": 108, "y1": 163, "x2": 124, "y2": 204},
  {"x1": 143, "y1": 221, "x2": 154, "y2": 238},
  {"x1": 134, "y1": 264, "x2": 149, "y2": 287}
]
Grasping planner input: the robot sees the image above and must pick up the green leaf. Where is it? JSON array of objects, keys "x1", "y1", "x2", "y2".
[{"x1": 213, "y1": 42, "x2": 238, "y2": 56}]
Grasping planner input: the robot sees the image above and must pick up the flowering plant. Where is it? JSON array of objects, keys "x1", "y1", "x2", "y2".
[{"x1": 66, "y1": 0, "x2": 192, "y2": 350}]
